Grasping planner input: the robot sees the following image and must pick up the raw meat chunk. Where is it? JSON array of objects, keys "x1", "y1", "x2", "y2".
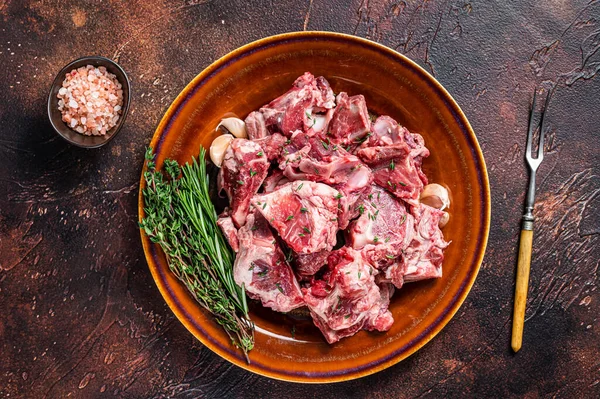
[
  {"x1": 219, "y1": 139, "x2": 269, "y2": 227},
  {"x1": 252, "y1": 132, "x2": 287, "y2": 161},
  {"x1": 358, "y1": 139, "x2": 424, "y2": 206},
  {"x1": 401, "y1": 203, "x2": 449, "y2": 282},
  {"x1": 302, "y1": 247, "x2": 394, "y2": 343},
  {"x1": 234, "y1": 212, "x2": 304, "y2": 312},
  {"x1": 328, "y1": 92, "x2": 371, "y2": 147},
  {"x1": 279, "y1": 132, "x2": 363, "y2": 185},
  {"x1": 250, "y1": 181, "x2": 339, "y2": 254},
  {"x1": 369, "y1": 116, "x2": 427, "y2": 152},
  {"x1": 217, "y1": 210, "x2": 239, "y2": 253},
  {"x1": 294, "y1": 250, "x2": 330, "y2": 278},
  {"x1": 245, "y1": 111, "x2": 268, "y2": 140},
  {"x1": 368, "y1": 115, "x2": 429, "y2": 185},
  {"x1": 347, "y1": 186, "x2": 413, "y2": 286},
  {"x1": 278, "y1": 132, "x2": 373, "y2": 229},
  {"x1": 257, "y1": 73, "x2": 335, "y2": 136}
]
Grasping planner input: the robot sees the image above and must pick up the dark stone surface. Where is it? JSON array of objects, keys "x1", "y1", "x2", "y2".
[{"x1": 1, "y1": 1, "x2": 598, "y2": 398}]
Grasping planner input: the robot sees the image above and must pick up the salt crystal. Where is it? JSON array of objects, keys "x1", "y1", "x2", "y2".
[{"x1": 57, "y1": 64, "x2": 124, "y2": 136}]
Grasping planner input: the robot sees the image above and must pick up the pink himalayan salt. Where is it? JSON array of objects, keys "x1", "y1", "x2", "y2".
[{"x1": 57, "y1": 65, "x2": 124, "y2": 136}]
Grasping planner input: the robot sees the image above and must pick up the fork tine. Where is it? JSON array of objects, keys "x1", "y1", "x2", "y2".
[
  {"x1": 526, "y1": 89, "x2": 538, "y2": 159},
  {"x1": 537, "y1": 90, "x2": 552, "y2": 160}
]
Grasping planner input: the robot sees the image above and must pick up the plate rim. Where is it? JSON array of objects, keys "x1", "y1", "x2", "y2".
[{"x1": 138, "y1": 31, "x2": 491, "y2": 383}]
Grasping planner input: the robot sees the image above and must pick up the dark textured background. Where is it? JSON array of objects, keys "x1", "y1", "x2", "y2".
[{"x1": 1, "y1": 1, "x2": 598, "y2": 398}]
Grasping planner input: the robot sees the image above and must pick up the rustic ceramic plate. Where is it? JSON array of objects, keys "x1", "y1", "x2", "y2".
[{"x1": 139, "y1": 32, "x2": 490, "y2": 383}]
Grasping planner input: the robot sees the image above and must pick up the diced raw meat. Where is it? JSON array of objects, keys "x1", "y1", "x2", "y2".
[
  {"x1": 214, "y1": 73, "x2": 449, "y2": 344},
  {"x1": 219, "y1": 139, "x2": 269, "y2": 227},
  {"x1": 347, "y1": 186, "x2": 415, "y2": 288},
  {"x1": 370, "y1": 115, "x2": 429, "y2": 159},
  {"x1": 401, "y1": 203, "x2": 449, "y2": 282},
  {"x1": 302, "y1": 247, "x2": 394, "y2": 343},
  {"x1": 252, "y1": 132, "x2": 287, "y2": 161},
  {"x1": 294, "y1": 250, "x2": 330, "y2": 278},
  {"x1": 358, "y1": 139, "x2": 424, "y2": 206},
  {"x1": 257, "y1": 73, "x2": 336, "y2": 136},
  {"x1": 250, "y1": 181, "x2": 339, "y2": 254},
  {"x1": 217, "y1": 210, "x2": 239, "y2": 252},
  {"x1": 368, "y1": 115, "x2": 429, "y2": 185},
  {"x1": 234, "y1": 211, "x2": 304, "y2": 312},
  {"x1": 357, "y1": 116, "x2": 430, "y2": 204},
  {"x1": 245, "y1": 111, "x2": 268, "y2": 140},
  {"x1": 328, "y1": 92, "x2": 371, "y2": 147},
  {"x1": 347, "y1": 185, "x2": 412, "y2": 250},
  {"x1": 278, "y1": 132, "x2": 373, "y2": 229},
  {"x1": 280, "y1": 133, "x2": 363, "y2": 184}
]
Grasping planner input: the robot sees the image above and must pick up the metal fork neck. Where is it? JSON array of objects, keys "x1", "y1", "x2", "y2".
[
  {"x1": 522, "y1": 208, "x2": 534, "y2": 230},
  {"x1": 522, "y1": 169, "x2": 536, "y2": 231}
]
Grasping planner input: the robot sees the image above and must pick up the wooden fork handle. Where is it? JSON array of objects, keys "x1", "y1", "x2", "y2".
[{"x1": 511, "y1": 229, "x2": 533, "y2": 352}]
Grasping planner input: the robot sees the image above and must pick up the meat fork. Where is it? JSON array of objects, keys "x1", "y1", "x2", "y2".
[{"x1": 511, "y1": 89, "x2": 551, "y2": 352}]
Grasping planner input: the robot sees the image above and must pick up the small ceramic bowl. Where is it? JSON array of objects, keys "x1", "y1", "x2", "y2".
[{"x1": 47, "y1": 56, "x2": 130, "y2": 148}]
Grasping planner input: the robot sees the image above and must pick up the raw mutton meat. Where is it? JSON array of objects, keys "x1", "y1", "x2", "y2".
[{"x1": 216, "y1": 72, "x2": 449, "y2": 344}]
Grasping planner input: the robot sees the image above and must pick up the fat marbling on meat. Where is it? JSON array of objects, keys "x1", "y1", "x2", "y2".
[
  {"x1": 250, "y1": 181, "x2": 339, "y2": 254},
  {"x1": 293, "y1": 250, "x2": 331, "y2": 279}
]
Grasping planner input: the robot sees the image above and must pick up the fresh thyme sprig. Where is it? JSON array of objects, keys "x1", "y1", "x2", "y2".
[{"x1": 140, "y1": 147, "x2": 254, "y2": 360}]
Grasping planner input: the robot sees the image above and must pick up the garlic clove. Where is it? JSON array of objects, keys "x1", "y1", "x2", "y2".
[
  {"x1": 210, "y1": 134, "x2": 234, "y2": 167},
  {"x1": 216, "y1": 117, "x2": 247, "y2": 138},
  {"x1": 420, "y1": 183, "x2": 450, "y2": 210},
  {"x1": 439, "y1": 211, "x2": 450, "y2": 228}
]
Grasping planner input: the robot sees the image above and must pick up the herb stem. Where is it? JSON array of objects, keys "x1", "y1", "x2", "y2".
[{"x1": 140, "y1": 147, "x2": 254, "y2": 360}]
